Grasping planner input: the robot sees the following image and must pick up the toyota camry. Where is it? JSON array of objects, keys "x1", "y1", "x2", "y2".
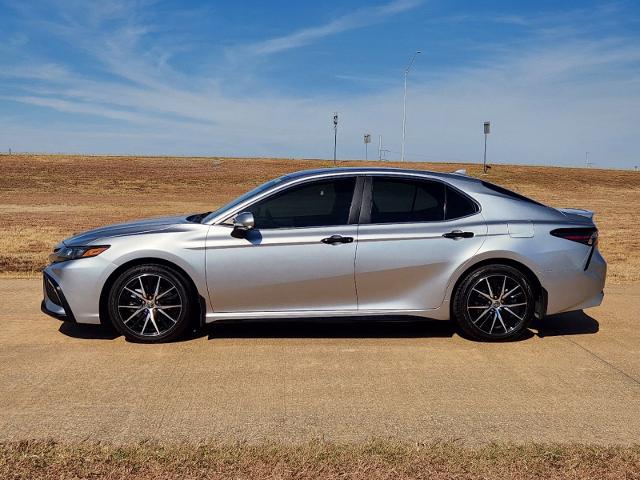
[{"x1": 42, "y1": 167, "x2": 606, "y2": 342}]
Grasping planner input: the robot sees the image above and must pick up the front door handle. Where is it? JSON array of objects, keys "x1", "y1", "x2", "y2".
[
  {"x1": 321, "y1": 235, "x2": 354, "y2": 245},
  {"x1": 442, "y1": 230, "x2": 474, "y2": 239}
]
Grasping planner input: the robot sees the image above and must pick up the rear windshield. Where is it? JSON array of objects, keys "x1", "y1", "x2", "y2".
[{"x1": 480, "y1": 181, "x2": 546, "y2": 207}]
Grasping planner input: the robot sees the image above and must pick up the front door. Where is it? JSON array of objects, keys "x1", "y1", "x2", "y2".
[{"x1": 206, "y1": 176, "x2": 360, "y2": 313}]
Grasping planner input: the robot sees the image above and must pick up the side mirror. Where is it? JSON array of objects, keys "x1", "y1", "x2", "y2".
[{"x1": 233, "y1": 212, "x2": 255, "y2": 231}]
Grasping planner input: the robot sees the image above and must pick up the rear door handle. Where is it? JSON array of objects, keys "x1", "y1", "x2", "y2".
[
  {"x1": 321, "y1": 235, "x2": 354, "y2": 245},
  {"x1": 442, "y1": 230, "x2": 474, "y2": 239}
]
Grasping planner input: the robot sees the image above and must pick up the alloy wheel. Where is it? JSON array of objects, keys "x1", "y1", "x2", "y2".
[
  {"x1": 466, "y1": 274, "x2": 530, "y2": 336},
  {"x1": 116, "y1": 273, "x2": 183, "y2": 337}
]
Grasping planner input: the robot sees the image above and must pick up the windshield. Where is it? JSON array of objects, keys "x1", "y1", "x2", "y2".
[{"x1": 202, "y1": 176, "x2": 285, "y2": 223}]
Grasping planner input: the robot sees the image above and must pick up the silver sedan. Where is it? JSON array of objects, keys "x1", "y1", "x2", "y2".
[{"x1": 42, "y1": 167, "x2": 606, "y2": 342}]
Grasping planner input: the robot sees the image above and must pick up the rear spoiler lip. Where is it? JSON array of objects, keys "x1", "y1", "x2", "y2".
[{"x1": 556, "y1": 208, "x2": 595, "y2": 220}]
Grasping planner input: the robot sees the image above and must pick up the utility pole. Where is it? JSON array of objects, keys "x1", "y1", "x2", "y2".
[
  {"x1": 585, "y1": 152, "x2": 591, "y2": 169},
  {"x1": 401, "y1": 50, "x2": 421, "y2": 162},
  {"x1": 333, "y1": 112, "x2": 338, "y2": 166},
  {"x1": 377, "y1": 135, "x2": 390, "y2": 161}
]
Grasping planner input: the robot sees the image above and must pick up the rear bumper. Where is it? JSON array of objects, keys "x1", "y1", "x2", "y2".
[
  {"x1": 569, "y1": 289, "x2": 604, "y2": 311},
  {"x1": 41, "y1": 273, "x2": 76, "y2": 322},
  {"x1": 545, "y1": 249, "x2": 606, "y2": 315}
]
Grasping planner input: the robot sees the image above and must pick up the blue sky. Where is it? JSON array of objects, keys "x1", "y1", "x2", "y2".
[{"x1": 1, "y1": 0, "x2": 639, "y2": 168}]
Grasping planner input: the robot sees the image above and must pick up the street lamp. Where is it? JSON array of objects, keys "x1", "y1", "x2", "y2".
[
  {"x1": 333, "y1": 112, "x2": 339, "y2": 165},
  {"x1": 401, "y1": 50, "x2": 421, "y2": 162},
  {"x1": 483, "y1": 121, "x2": 490, "y2": 174}
]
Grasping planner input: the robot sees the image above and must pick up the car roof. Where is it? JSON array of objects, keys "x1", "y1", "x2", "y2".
[{"x1": 280, "y1": 167, "x2": 481, "y2": 185}]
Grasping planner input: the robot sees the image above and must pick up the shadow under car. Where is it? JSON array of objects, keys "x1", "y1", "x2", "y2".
[{"x1": 57, "y1": 310, "x2": 599, "y2": 342}]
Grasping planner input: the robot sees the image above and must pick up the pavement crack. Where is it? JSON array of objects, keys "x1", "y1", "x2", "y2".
[{"x1": 562, "y1": 336, "x2": 640, "y2": 387}]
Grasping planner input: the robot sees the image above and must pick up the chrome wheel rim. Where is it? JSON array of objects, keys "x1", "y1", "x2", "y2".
[
  {"x1": 116, "y1": 274, "x2": 183, "y2": 337},
  {"x1": 466, "y1": 274, "x2": 529, "y2": 336}
]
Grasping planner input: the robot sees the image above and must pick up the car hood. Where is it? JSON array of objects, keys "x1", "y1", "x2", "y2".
[{"x1": 63, "y1": 215, "x2": 193, "y2": 246}]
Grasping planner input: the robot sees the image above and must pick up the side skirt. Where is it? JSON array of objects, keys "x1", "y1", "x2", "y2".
[{"x1": 205, "y1": 307, "x2": 449, "y2": 323}]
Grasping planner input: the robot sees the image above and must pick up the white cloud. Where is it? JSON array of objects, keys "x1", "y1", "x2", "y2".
[
  {"x1": 241, "y1": 0, "x2": 423, "y2": 55},
  {"x1": 1, "y1": 1, "x2": 639, "y2": 168}
]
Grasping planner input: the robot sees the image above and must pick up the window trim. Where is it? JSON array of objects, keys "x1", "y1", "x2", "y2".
[
  {"x1": 359, "y1": 175, "x2": 480, "y2": 226},
  {"x1": 221, "y1": 175, "x2": 362, "y2": 231}
]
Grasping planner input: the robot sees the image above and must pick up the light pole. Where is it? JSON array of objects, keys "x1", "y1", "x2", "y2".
[
  {"x1": 333, "y1": 112, "x2": 338, "y2": 166},
  {"x1": 364, "y1": 133, "x2": 371, "y2": 160},
  {"x1": 401, "y1": 50, "x2": 421, "y2": 162},
  {"x1": 483, "y1": 121, "x2": 490, "y2": 174}
]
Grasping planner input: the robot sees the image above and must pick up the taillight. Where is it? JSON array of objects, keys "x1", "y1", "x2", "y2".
[{"x1": 550, "y1": 227, "x2": 598, "y2": 246}]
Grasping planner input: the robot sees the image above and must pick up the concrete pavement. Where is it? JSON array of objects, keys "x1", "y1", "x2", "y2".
[{"x1": 1, "y1": 279, "x2": 638, "y2": 444}]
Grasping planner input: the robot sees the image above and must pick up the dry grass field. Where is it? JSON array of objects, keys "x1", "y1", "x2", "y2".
[
  {"x1": 2, "y1": 441, "x2": 639, "y2": 480},
  {"x1": 0, "y1": 154, "x2": 638, "y2": 282}
]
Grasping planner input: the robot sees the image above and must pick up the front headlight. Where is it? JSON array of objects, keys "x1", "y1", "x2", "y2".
[{"x1": 49, "y1": 245, "x2": 110, "y2": 263}]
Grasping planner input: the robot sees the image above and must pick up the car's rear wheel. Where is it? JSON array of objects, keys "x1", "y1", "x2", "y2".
[
  {"x1": 108, "y1": 264, "x2": 193, "y2": 343},
  {"x1": 453, "y1": 264, "x2": 535, "y2": 341}
]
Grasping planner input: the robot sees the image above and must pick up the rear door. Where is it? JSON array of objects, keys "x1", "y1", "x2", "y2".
[
  {"x1": 355, "y1": 175, "x2": 487, "y2": 311},
  {"x1": 206, "y1": 176, "x2": 362, "y2": 313}
]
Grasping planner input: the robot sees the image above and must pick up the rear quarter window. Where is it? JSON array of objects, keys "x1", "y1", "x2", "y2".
[{"x1": 445, "y1": 186, "x2": 479, "y2": 220}]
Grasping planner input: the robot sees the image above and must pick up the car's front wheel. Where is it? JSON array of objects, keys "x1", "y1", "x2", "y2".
[
  {"x1": 108, "y1": 264, "x2": 193, "y2": 343},
  {"x1": 453, "y1": 264, "x2": 535, "y2": 341}
]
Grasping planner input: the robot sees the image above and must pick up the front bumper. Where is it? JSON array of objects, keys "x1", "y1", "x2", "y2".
[
  {"x1": 42, "y1": 254, "x2": 119, "y2": 324},
  {"x1": 41, "y1": 272, "x2": 76, "y2": 322}
]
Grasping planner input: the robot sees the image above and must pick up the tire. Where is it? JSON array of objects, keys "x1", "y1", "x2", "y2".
[
  {"x1": 108, "y1": 264, "x2": 193, "y2": 343},
  {"x1": 452, "y1": 264, "x2": 535, "y2": 341}
]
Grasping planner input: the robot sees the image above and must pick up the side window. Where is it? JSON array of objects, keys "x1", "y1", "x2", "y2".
[
  {"x1": 445, "y1": 186, "x2": 478, "y2": 220},
  {"x1": 370, "y1": 178, "x2": 445, "y2": 223},
  {"x1": 247, "y1": 178, "x2": 356, "y2": 229}
]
